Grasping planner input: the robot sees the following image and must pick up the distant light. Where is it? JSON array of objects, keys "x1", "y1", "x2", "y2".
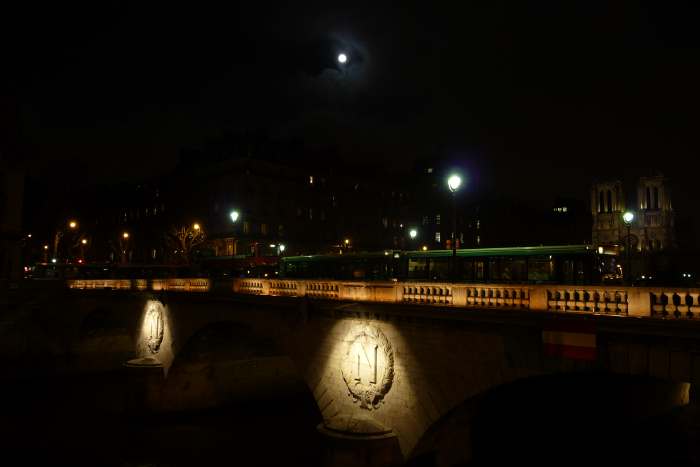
[
  {"x1": 69, "y1": 221, "x2": 77, "y2": 229},
  {"x1": 264, "y1": 273, "x2": 268, "y2": 277},
  {"x1": 193, "y1": 223, "x2": 200, "y2": 231},
  {"x1": 27, "y1": 234, "x2": 32, "y2": 238},
  {"x1": 384, "y1": 251, "x2": 389, "y2": 256},
  {"x1": 409, "y1": 229, "x2": 418, "y2": 239},
  {"x1": 623, "y1": 211, "x2": 634, "y2": 224},
  {"x1": 344, "y1": 239, "x2": 350, "y2": 245},
  {"x1": 279, "y1": 244, "x2": 285, "y2": 252},
  {"x1": 78, "y1": 259, "x2": 83, "y2": 264},
  {"x1": 51, "y1": 258, "x2": 57, "y2": 263},
  {"x1": 270, "y1": 244, "x2": 276, "y2": 248},
  {"x1": 597, "y1": 246, "x2": 604, "y2": 254},
  {"x1": 81, "y1": 239, "x2": 87, "y2": 245},
  {"x1": 447, "y1": 174, "x2": 462, "y2": 193},
  {"x1": 422, "y1": 246, "x2": 428, "y2": 251},
  {"x1": 338, "y1": 53, "x2": 348, "y2": 64},
  {"x1": 309, "y1": 175, "x2": 314, "y2": 185},
  {"x1": 642, "y1": 275, "x2": 646, "y2": 279},
  {"x1": 393, "y1": 253, "x2": 400, "y2": 259},
  {"x1": 123, "y1": 232, "x2": 130, "y2": 239},
  {"x1": 44, "y1": 245, "x2": 49, "y2": 250},
  {"x1": 230, "y1": 210, "x2": 240, "y2": 223}
]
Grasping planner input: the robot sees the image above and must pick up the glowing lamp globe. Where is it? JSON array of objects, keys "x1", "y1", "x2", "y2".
[
  {"x1": 447, "y1": 174, "x2": 462, "y2": 193},
  {"x1": 409, "y1": 229, "x2": 418, "y2": 239},
  {"x1": 338, "y1": 53, "x2": 348, "y2": 64},
  {"x1": 623, "y1": 211, "x2": 634, "y2": 224},
  {"x1": 230, "y1": 210, "x2": 240, "y2": 223}
]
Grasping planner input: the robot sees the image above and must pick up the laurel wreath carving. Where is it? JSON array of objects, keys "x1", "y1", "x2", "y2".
[
  {"x1": 145, "y1": 302, "x2": 165, "y2": 354},
  {"x1": 340, "y1": 324, "x2": 394, "y2": 410}
]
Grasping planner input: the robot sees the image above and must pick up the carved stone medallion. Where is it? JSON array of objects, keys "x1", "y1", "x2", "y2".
[
  {"x1": 144, "y1": 301, "x2": 164, "y2": 354},
  {"x1": 341, "y1": 325, "x2": 394, "y2": 410}
]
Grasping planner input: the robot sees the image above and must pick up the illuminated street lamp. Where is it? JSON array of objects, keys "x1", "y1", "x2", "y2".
[
  {"x1": 338, "y1": 53, "x2": 348, "y2": 64},
  {"x1": 193, "y1": 223, "x2": 201, "y2": 231},
  {"x1": 447, "y1": 173, "x2": 463, "y2": 280},
  {"x1": 68, "y1": 220, "x2": 78, "y2": 229},
  {"x1": 230, "y1": 210, "x2": 240, "y2": 223},
  {"x1": 623, "y1": 211, "x2": 635, "y2": 284},
  {"x1": 123, "y1": 232, "x2": 130, "y2": 239},
  {"x1": 409, "y1": 228, "x2": 418, "y2": 240},
  {"x1": 81, "y1": 239, "x2": 87, "y2": 245},
  {"x1": 279, "y1": 244, "x2": 286, "y2": 253}
]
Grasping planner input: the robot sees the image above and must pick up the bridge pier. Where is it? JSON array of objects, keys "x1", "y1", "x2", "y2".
[
  {"x1": 123, "y1": 356, "x2": 165, "y2": 413},
  {"x1": 317, "y1": 414, "x2": 402, "y2": 467}
]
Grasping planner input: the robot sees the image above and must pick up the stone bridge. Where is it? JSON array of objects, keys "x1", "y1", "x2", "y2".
[{"x1": 20, "y1": 278, "x2": 700, "y2": 465}]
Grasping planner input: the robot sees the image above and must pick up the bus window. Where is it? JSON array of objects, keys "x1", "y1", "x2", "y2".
[
  {"x1": 488, "y1": 259, "x2": 500, "y2": 282},
  {"x1": 528, "y1": 256, "x2": 554, "y2": 282},
  {"x1": 429, "y1": 258, "x2": 449, "y2": 281},
  {"x1": 475, "y1": 260, "x2": 485, "y2": 282},
  {"x1": 502, "y1": 258, "x2": 527, "y2": 282},
  {"x1": 408, "y1": 258, "x2": 428, "y2": 280},
  {"x1": 459, "y1": 259, "x2": 475, "y2": 281}
]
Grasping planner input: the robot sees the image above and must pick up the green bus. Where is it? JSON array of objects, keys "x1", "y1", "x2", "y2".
[{"x1": 279, "y1": 245, "x2": 620, "y2": 285}]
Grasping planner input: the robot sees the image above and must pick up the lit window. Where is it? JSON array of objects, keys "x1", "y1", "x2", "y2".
[
  {"x1": 382, "y1": 217, "x2": 388, "y2": 228},
  {"x1": 476, "y1": 235, "x2": 481, "y2": 245},
  {"x1": 261, "y1": 223, "x2": 268, "y2": 235},
  {"x1": 435, "y1": 231, "x2": 441, "y2": 242},
  {"x1": 427, "y1": 167, "x2": 433, "y2": 173},
  {"x1": 476, "y1": 220, "x2": 480, "y2": 229},
  {"x1": 243, "y1": 221, "x2": 250, "y2": 234},
  {"x1": 422, "y1": 216, "x2": 429, "y2": 225},
  {"x1": 436, "y1": 214, "x2": 441, "y2": 225},
  {"x1": 309, "y1": 175, "x2": 314, "y2": 184}
]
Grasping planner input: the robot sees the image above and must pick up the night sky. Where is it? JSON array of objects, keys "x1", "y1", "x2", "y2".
[{"x1": 3, "y1": 2, "x2": 700, "y2": 213}]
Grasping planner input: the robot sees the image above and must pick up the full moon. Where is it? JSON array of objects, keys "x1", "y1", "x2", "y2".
[{"x1": 337, "y1": 53, "x2": 348, "y2": 64}]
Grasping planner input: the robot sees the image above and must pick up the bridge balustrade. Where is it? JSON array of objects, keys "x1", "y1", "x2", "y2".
[
  {"x1": 649, "y1": 290, "x2": 700, "y2": 318},
  {"x1": 546, "y1": 287, "x2": 629, "y2": 315},
  {"x1": 66, "y1": 278, "x2": 700, "y2": 320},
  {"x1": 465, "y1": 286, "x2": 529, "y2": 309},
  {"x1": 401, "y1": 284, "x2": 453, "y2": 305}
]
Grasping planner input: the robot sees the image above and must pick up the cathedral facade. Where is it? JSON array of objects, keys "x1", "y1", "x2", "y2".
[{"x1": 591, "y1": 175, "x2": 675, "y2": 253}]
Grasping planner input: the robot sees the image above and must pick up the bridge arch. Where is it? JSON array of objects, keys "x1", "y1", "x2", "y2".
[
  {"x1": 409, "y1": 372, "x2": 690, "y2": 466},
  {"x1": 159, "y1": 320, "x2": 313, "y2": 412}
]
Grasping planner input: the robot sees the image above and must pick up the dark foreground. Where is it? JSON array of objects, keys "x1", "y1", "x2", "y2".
[
  {"x1": 0, "y1": 370, "x2": 323, "y2": 467},
  {"x1": 2, "y1": 369, "x2": 700, "y2": 467}
]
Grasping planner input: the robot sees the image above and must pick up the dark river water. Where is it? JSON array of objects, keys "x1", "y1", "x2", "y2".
[
  {"x1": 2, "y1": 368, "x2": 700, "y2": 466},
  {"x1": 0, "y1": 370, "x2": 323, "y2": 467}
]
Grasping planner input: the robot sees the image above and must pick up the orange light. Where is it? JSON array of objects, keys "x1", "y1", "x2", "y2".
[
  {"x1": 43, "y1": 245, "x2": 49, "y2": 250},
  {"x1": 193, "y1": 223, "x2": 201, "y2": 231},
  {"x1": 81, "y1": 239, "x2": 87, "y2": 245},
  {"x1": 69, "y1": 221, "x2": 77, "y2": 229},
  {"x1": 123, "y1": 232, "x2": 130, "y2": 239}
]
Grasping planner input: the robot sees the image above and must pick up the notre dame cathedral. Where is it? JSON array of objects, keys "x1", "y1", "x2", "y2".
[{"x1": 591, "y1": 175, "x2": 675, "y2": 253}]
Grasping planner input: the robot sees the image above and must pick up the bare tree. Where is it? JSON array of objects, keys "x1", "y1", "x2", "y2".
[{"x1": 166, "y1": 224, "x2": 206, "y2": 265}]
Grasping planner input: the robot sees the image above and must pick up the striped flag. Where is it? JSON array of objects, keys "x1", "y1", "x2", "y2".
[{"x1": 542, "y1": 321, "x2": 597, "y2": 361}]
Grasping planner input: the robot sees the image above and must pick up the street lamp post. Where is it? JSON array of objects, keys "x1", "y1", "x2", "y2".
[
  {"x1": 447, "y1": 174, "x2": 462, "y2": 281},
  {"x1": 623, "y1": 211, "x2": 634, "y2": 284}
]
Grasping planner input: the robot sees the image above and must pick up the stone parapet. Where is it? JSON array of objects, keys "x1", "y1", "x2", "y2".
[{"x1": 65, "y1": 277, "x2": 700, "y2": 319}]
